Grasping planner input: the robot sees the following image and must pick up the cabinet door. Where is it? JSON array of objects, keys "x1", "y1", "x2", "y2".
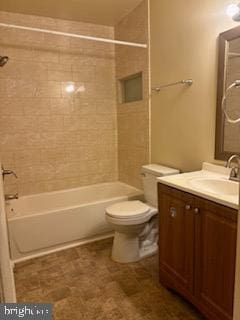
[
  {"x1": 195, "y1": 197, "x2": 237, "y2": 320},
  {"x1": 158, "y1": 184, "x2": 195, "y2": 294}
]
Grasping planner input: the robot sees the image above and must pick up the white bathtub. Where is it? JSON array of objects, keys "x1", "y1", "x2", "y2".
[{"x1": 6, "y1": 182, "x2": 143, "y2": 261}]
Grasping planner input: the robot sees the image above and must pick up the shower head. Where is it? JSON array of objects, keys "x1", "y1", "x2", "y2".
[{"x1": 0, "y1": 56, "x2": 9, "y2": 67}]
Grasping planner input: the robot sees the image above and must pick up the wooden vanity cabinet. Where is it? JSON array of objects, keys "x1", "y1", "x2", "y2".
[
  {"x1": 158, "y1": 186, "x2": 195, "y2": 295},
  {"x1": 158, "y1": 183, "x2": 238, "y2": 320}
]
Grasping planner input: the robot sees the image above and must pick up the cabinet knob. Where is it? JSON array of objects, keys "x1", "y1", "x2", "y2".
[
  {"x1": 170, "y1": 207, "x2": 177, "y2": 218},
  {"x1": 185, "y1": 204, "x2": 191, "y2": 210},
  {"x1": 194, "y1": 208, "x2": 200, "y2": 214}
]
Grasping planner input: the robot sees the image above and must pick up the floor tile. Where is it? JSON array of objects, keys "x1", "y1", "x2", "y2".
[{"x1": 14, "y1": 238, "x2": 204, "y2": 320}]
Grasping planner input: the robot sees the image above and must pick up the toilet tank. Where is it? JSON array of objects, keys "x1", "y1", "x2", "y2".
[{"x1": 141, "y1": 164, "x2": 179, "y2": 207}]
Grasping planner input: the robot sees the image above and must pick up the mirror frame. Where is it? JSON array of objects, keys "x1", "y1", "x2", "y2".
[{"x1": 215, "y1": 25, "x2": 240, "y2": 160}]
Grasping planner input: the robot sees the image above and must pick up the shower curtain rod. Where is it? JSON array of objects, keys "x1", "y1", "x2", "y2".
[{"x1": 0, "y1": 22, "x2": 147, "y2": 48}]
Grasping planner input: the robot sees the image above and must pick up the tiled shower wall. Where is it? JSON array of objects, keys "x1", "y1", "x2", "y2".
[
  {"x1": 115, "y1": 0, "x2": 150, "y2": 189},
  {"x1": 0, "y1": 11, "x2": 118, "y2": 195},
  {"x1": 0, "y1": 1, "x2": 149, "y2": 195}
]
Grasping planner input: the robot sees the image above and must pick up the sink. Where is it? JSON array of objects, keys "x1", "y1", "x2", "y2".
[{"x1": 188, "y1": 178, "x2": 239, "y2": 196}]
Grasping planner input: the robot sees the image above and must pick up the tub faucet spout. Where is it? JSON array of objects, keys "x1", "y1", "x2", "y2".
[{"x1": 5, "y1": 193, "x2": 18, "y2": 201}]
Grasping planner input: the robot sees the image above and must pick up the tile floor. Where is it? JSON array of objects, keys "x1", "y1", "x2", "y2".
[{"x1": 14, "y1": 238, "x2": 204, "y2": 320}]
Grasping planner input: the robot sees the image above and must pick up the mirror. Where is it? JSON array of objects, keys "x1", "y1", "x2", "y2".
[{"x1": 215, "y1": 26, "x2": 240, "y2": 160}]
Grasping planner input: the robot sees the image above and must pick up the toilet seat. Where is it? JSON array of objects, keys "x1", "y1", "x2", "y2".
[{"x1": 106, "y1": 201, "x2": 150, "y2": 219}]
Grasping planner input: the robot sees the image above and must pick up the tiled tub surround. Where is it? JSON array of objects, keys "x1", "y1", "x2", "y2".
[
  {"x1": 0, "y1": 11, "x2": 118, "y2": 196},
  {"x1": 115, "y1": 0, "x2": 150, "y2": 189},
  {"x1": 7, "y1": 182, "x2": 143, "y2": 260}
]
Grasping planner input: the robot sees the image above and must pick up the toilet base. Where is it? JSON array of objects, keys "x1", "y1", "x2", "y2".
[
  {"x1": 112, "y1": 231, "x2": 140, "y2": 263},
  {"x1": 111, "y1": 231, "x2": 158, "y2": 263},
  {"x1": 107, "y1": 205, "x2": 158, "y2": 264},
  {"x1": 139, "y1": 242, "x2": 158, "y2": 259}
]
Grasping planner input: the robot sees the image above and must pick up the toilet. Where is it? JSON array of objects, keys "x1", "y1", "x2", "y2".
[{"x1": 105, "y1": 164, "x2": 179, "y2": 263}]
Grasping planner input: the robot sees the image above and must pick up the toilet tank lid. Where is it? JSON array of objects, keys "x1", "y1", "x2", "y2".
[{"x1": 141, "y1": 164, "x2": 179, "y2": 176}]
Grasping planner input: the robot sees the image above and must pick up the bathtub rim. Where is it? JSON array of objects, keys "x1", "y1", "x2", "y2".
[
  {"x1": 10, "y1": 181, "x2": 140, "y2": 200},
  {"x1": 7, "y1": 181, "x2": 143, "y2": 221},
  {"x1": 8, "y1": 194, "x2": 142, "y2": 221}
]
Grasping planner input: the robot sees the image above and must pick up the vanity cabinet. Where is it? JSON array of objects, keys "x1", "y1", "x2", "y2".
[{"x1": 158, "y1": 183, "x2": 238, "y2": 320}]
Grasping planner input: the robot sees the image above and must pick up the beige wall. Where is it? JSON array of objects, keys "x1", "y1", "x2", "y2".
[
  {"x1": 0, "y1": 11, "x2": 118, "y2": 195},
  {"x1": 150, "y1": 2, "x2": 240, "y2": 318},
  {"x1": 150, "y1": 0, "x2": 238, "y2": 173},
  {"x1": 115, "y1": 0, "x2": 150, "y2": 189}
]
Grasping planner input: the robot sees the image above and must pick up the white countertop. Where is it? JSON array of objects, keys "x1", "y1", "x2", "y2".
[{"x1": 157, "y1": 162, "x2": 239, "y2": 210}]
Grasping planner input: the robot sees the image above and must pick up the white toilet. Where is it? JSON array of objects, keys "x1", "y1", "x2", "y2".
[{"x1": 105, "y1": 164, "x2": 179, "y2": 263}]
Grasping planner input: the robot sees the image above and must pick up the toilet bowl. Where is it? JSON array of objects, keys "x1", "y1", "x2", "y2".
[
  {"x1": 105, "y1": 164, "x2": 179, "y2": 263},
  {"x1": 106, "y1": 200, "x2": 158, "y2": 263}
]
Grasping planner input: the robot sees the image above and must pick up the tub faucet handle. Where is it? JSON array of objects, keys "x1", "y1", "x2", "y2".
[{"x1": 1, "y1": 166, "x2": 18, "y2": 179}]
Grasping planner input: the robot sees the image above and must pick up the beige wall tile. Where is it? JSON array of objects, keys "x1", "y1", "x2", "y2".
[
  {"x1": 34, "y1": 81, "x2": 62, "y2": 98},
  {"x1": 50, "y1": 98, "x2": 73, "y2": 115},
  {"x1": 115, "y1": 0, "x2": 150, "y2": 189},
  {"x1": 23, "y1": 98, "x2": 52, "y2": 115},
  {"x1": 0, "y1": 3, "x2": 149, "y2": 195},
  {"x1": 0, "y1": 116, "x2": 39, "y2": 133},
  {"x1": 47, "y1": 70, "x2": 73, "y2": 82},
  {"x1": 0, "y1": 98, "x2": 25, "y2": 115},
  {"x1": 0, "y1": 10, "x2": 118, "y2": 195}
]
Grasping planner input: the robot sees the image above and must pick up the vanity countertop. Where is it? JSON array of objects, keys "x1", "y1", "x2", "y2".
[{"x1": 157, "y1": 162, "x2": 239, "y2": 210}]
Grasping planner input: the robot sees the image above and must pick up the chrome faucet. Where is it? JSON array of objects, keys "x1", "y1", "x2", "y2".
[
  {"x1": 226, "y1": 155, "x2": 240, "y2": 181},
  {"x1": 5, "y1": 193, "x2": 18, "y2": 201},
  {"x1": 1, "y1": 165, "x2": 18, "y2": 201}
]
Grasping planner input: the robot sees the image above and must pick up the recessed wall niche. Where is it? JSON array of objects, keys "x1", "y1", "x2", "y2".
[{"x1": 119, "y1": 72, "x2": 143, "y2": 103}]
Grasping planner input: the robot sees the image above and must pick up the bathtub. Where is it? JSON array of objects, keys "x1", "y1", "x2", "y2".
[{"x1": 6, "y1": 182, "x2": 143, "y2": 261}]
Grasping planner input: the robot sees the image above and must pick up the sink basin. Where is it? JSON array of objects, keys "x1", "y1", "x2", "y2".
[{"x1": 189, "y1": 178, "x2": 239, "y2": 196}]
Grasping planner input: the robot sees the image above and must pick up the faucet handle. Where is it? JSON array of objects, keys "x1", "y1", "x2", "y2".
[
  {"x1": 230, "y1": 167, "x2": 240, "y2": 181},
  {"x1": 1, "y1": 166, "x2": 18, "y2": 179}
]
